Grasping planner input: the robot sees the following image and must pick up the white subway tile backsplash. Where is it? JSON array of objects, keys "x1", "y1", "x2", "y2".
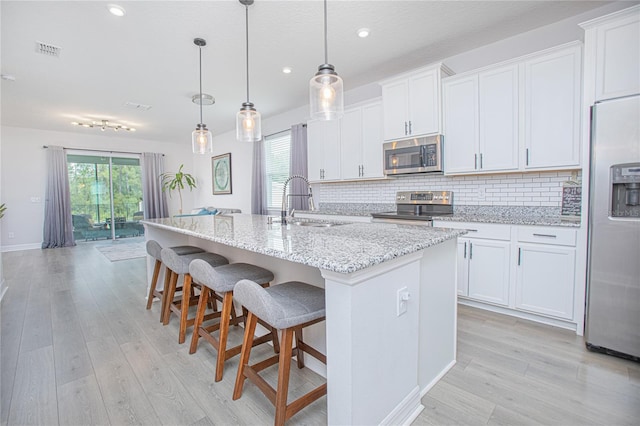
[{"x1": 314, "y1": 170, "x2": 581, "y2": 208}]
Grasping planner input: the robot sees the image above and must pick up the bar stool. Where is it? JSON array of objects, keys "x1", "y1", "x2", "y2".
[
  {"x1": 161, "y1": 247, "x2": 229, "y2": 344},
  {"x1": 189, "y1": 259, "x2": 279, "y2": 382},
  {"x1": 232, "y1": 279, "x2": 326, "y2": 426},
  {"x1": 145, "y1": 240, "x2": 205, "y2": 322}
]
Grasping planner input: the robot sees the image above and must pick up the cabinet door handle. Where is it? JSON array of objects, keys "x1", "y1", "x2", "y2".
[
  {"x1": 408, "y1": 120, "x2": 412, "y2": 134},
  {"x1": 526, "y1": 148, "x2": 530, "y2": 166},
  {"x1": 404, "y1": 121, "x2": 408, "y2": 135},
  {"x1": 361, "y1": 165, "x2": 364, "y2": 177},
  {"x1": 480, "y1": 153, "x2": 483, "y2": 169},
  {"x1": 467, "y1": 229, "x2": 478, "y2": 232},
  {"x1": 474, "y1": 154, "x2": 478, "y2": 170},
  {"x1": 469, "y1": 242, "x2": 473, "y2": 260},
  {"x1": 533, "y1": 233, "x2": 557, "y2": 238},
  {"x1": 518, "y1": 247, "x2": 521, "y2": 266},
  {"x1": 463, "y1": 242, "x2": 467, "y2": 259}
]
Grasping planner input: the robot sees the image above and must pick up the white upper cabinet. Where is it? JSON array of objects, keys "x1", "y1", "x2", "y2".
[
  {"x1": 381, "y1": 64, "x2": 451, "y2": 141},
  {"x1": 523, "y1": 44, "x2": 582, "y2": 170},
  {"x1": 581, "y1": 5, "x2": 640, "y2": 101},
  {"x1": 443, "y1": 42, "x2": 581, "y2": 175},
  {"x1": 307, "y1": 119, "x2": 341, "y2": 182},
  {"x1": 443, "y1": 75, "x2": 478, "y2": 173},
  {"x1": 361, "y1": 102, "x2": 384, "y2": 179},
  {"x1": 479, "y1": 64, "x2": 519, "y2": 172},
  {"x1": 310, "y1": 100, "x2": 384, "y2": 182},
  {"x1": 443, "y1": 64, "x2": 519, "y2": 174}
]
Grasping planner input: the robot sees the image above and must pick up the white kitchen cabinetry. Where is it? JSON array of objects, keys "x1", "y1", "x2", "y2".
[
  {"x1": 523, "y1": 44, "x2": 582, "y2": 169},
  {"x1": 581, "y1": 5, "x2": 640, "y2": 101},
  {"x1": 307, "y1": 119, "x2": 341, "y2": 182},
  {"x1": 380, "y1": 64, "x2": 451, "y2": 141},
  {"x1": 442, "y1": 42, "x2": 581, "y2": 175},
  {"x1": 433, "y1": 220, "x2": 580, "y2": 331},
  {"x1": 515, "y1": 226, "x2": 577, "y2": 320},
  {"x1": 437, "y1": 222, "x2": 511, "y2": 306},
  {"x1": 443, "y1": 64, "x2": 518, "y2": 174},
  {"x1": 340, "y1": 101, "x2": 384, "y2": 180}
]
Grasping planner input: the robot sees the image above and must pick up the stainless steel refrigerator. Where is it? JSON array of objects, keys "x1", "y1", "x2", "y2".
[{"x1": 586, "y1": 94, "x2": 640, "y2": 360}]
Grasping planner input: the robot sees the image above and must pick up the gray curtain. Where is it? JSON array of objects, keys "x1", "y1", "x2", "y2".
[
  {"x1": 140, "y1": 152, "x2": 169, "y2": 219},
  {"x1": 251, "y1": 139, "x2": 268, "y2": 215},
  {"x1": 42, "y1": 146, "x2": 75, "y2": 248},
  {"x1": 289, "y1": 123, "x2": 309, "y2": 211}
]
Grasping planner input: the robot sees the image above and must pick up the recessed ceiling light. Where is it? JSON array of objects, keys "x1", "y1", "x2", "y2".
[
  {"x1": 357, "y1": 28, "x2": 370, "y2": 38},
  {"x1": 282, "y1": 67, "x2": 292, "y2": 74},
  {"x1": 107, "y1": 4, "x2": 126, "y2": 17}
]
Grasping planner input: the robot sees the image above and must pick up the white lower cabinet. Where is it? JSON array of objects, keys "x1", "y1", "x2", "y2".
[
  {"x1": 434, "y1": 220, "x2": 579, "y2": 328},
  {"x1": 514, "y1": 226, "x2": 577, "y2": 320},
  {"x1": 467, "y1": 239, "x2": 511, "y2": 306}
]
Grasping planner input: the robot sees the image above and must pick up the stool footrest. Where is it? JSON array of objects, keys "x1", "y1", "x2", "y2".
[{"x1": 285, "y1": 383, "x2": 328, "y2": 422}]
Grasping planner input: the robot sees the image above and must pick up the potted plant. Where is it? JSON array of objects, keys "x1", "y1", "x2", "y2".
[{"x1": 161, "y1": 165, "x2": 196, "y2": 215}]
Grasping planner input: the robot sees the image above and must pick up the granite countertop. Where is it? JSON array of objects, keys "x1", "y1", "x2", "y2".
[
  {"x1": 300, "y1": 204, "x2": 581, "y2": 228},
  {"x1": 142, "y1": 214, "x2": 465, "y2": 274}
]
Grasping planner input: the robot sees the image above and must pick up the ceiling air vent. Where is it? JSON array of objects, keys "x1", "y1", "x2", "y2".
[
  {"x1": 124, "y1": 102, "x2": 152, "y2": 111},
  {"x1": 35, "y1": 41, "x2": 62, "y2": 58}
]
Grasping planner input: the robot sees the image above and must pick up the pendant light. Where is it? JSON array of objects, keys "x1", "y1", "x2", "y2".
[
  {"x1": 310, "y1": 0, "x2": 343, "y2": 120},
  {"x1": 236, "y1": 0, "x2": 261, "y2": 142},
  {"x1": 192, "y1": 38, "x2": 213, "y2": 154}
]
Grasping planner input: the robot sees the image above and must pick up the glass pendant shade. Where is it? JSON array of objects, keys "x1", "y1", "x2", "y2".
[
  {"x1": 310, "y1": 64, "x2": 344, "y2": 120},
  {"x1": 236, "y1": 103, "x2": 262, "y2": 142},
  {"x1": 192, "y1": 124, "x2": 213, "y2": 154}
]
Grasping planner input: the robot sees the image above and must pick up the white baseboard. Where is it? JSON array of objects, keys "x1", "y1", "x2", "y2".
[
  {"x1": 1, "y1": 243, "x2": 41, "y2": 252},
  {"x1": 380, "y1": 386, "x2": 424, "y2": 426},
  {"x1": 420, "y1": 359, "x2": 456, "y2": 398}
]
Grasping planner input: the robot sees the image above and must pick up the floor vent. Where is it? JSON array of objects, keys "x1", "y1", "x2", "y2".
[{"x1": 35, "y1": 41, "x2": 62, "y2": 58}]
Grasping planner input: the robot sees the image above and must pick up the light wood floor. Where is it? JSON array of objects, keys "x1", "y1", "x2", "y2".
[{"x1": 1, "y1": 241, "x2": 639, "y2": 425}]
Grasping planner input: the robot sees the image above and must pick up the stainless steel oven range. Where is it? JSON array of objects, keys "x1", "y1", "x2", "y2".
[{"x1": 371, "y1": 191, "x2": 453, "y2": 226}]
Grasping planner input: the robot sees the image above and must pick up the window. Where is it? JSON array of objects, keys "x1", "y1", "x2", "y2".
[{"x1": 264, "y1": 131, "x2": 291, "y2": 211}]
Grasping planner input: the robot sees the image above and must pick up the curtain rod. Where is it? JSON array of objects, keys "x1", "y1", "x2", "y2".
[
  {"x1": 42, "y1": 145, "x2": 164, "y2": 156},
  {"x1": 267, "y1": 123, "x2": 307, "y2": 138}
]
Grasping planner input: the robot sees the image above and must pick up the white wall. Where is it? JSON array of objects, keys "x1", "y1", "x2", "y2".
[{"x1": 0, "y1": 126, "x2": 193, "y2": 250}]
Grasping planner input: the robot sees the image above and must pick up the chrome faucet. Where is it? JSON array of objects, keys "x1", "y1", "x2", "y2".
[{"x1": 281, "y1": 175, "x2": 315, "y2": 222}]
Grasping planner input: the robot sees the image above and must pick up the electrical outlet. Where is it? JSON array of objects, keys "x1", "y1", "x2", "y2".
[
  {"x1": 30, "y1": 196, "x2": 41, "y2": 203},
  {"x1": 8, "y1": 232, "x2": 15, "y2": 239},
  {"x1": 477, "y1": 187, "x2": 486, "y2": 199},
  {"x1": 397, "y1": 287, "x2": 410, "y2": 316}
]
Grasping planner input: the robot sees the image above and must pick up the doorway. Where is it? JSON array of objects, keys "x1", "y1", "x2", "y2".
[{"x1": 67, "y1": 154, "x2": 144, "y2": 241}]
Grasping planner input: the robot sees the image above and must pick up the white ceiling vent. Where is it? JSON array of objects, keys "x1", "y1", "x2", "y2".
[
  {"x1": 124, "y1": 102, "x2": 152, "y2": 111},
  {"x1": 35, "y1": 41, "x2": 62, "y2": 58}
]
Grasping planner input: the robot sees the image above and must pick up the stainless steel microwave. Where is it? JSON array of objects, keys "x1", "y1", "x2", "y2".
[{"x1": 383, "y1": 135, "x2": 443, "y2": 175}]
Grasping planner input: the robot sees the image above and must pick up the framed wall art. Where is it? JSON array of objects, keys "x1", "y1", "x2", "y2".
[{"x1": 212, "y1": 153, "x2": 232, "y2": 194}]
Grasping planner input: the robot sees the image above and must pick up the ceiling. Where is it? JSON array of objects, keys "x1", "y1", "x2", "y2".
[{"x1": 0, "y1": 0, "x2": 618, "y2": 144}]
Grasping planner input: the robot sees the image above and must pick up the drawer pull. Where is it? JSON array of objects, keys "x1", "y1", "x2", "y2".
[
  {"x1": 467, "y1": 229, "x2": 478, "y2": 232},
  {"x1": 532, "y1": 233, "x2": 557, "y2": 238}
]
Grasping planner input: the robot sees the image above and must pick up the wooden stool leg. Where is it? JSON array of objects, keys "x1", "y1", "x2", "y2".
[
  {"x1": 159, "y1": 265, "x2": 171, "y2": 322},
  {"x1": 146, "y1": 259, "x2": 161, "y2": 310},
  {"x1": 214, "y1": 291, "x2": 234, "y2": 382},
  {"x1": 233, "y1": 312, "x2": 258, "y2": 400},
  {"x1": 178, "y1": 274, "x2": 192, "y2": 344},
  {"x1": 294, "y1": 327, "x2": 304, "y2": 369},
  {"x1": 189, "y1": 287, "x2": 210, "y2": 354},
  {"x1": 274, "y1": 328, "x2": 294, "y2": 426},
  {"x1": 162, "y1": 271, "x2": 178, "y2": 325}
]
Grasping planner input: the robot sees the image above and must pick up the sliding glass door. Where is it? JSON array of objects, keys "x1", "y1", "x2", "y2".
[{"x1": 67, "y1": 154, "x2": 144, "y2": 241}]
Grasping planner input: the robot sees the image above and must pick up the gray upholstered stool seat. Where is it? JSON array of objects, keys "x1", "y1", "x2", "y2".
[
  {"x1": 233, "y1": 280, "x2": 327, "y2": 426},
  {"x1": 145, "y1": 240, "x2": 205, "y2": 319},
  {"x1": 188, "y1": 260, "x2": 278, "y2": 381},
  {"x1": 161, "y1": 247, "x2": 229, "y2": 344}
]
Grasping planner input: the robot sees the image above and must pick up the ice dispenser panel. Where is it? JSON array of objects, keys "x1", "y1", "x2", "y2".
[{"x1": 611, "y1": 163, "x2": 640, "y2": 218}]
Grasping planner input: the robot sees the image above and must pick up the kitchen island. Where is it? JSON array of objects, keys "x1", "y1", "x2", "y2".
[{"x1": 142, "y1": 214, "x2": 465, "y2": 425}]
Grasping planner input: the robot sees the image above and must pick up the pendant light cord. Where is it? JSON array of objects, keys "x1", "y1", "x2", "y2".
[
  {"x1": 198, "y1": 45, "x2": 204, "y2": 125},
  {"x1": 324, "y1": 0, "x2": 328, "y2": 64},
  {"x1": 245, "y1": 4, "x2": 250, "y2": 103}
]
